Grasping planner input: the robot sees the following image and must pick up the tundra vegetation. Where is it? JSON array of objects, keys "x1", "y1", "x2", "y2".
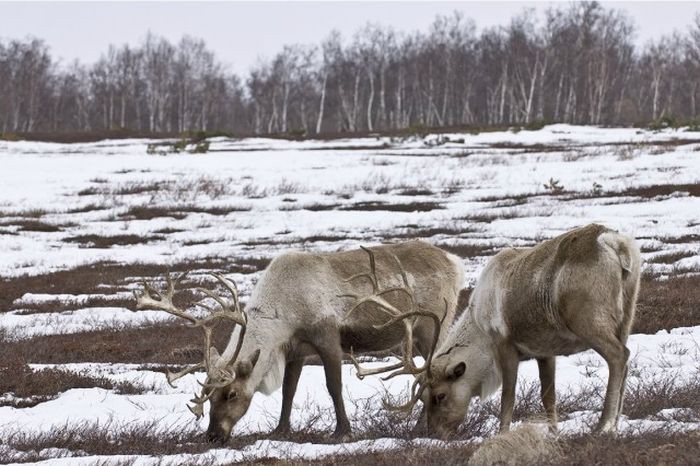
[{"x1": 1, "y1": 126, "x2": 699, "y2": 464}]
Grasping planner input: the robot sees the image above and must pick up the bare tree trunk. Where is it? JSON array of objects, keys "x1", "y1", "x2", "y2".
[
  {"x1": 315, "y1": 71, "x2": 327, "y2": 134},
  {"x1": 351, "y1": 71, "x2": 360, "y2": 131},
  {"x1": 379, "y1": 66, "x2": 387, "y2": 129},
  {"x1": 366, "y1": 72, "x2": 375, "y2": 131}
]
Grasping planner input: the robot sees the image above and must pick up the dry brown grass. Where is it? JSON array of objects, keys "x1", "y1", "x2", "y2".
[
  {"x1": 624, "y1": 370, "x2": 700, "y2": 421},
  {"x1": 662, "y1": 233, "x2": 700, "y2": 244},
  {"x1": 340, "y1": 201, "x2": 444, "y2": 212},
  {"x1": 1, "y1": 320, "x2": 235, "y2": 365},
  {"x1": 391, "y1": 224, "x2": 477, "y2": 239},
  {"x1": 0, "y1": 257, "x2": 269, "y2": 313},
  {"x1": 436, "y1": 242, "x2": 495, "y2": 258},
  {"x1": 63, "y1": 233, "x2": 165, "y2": 248},
  {"x1": 540, "y1": 429, "x2": 700, "y2": 466},
  {"x1": 621, "y1": 183, "x2": 700, "y2": 198},
  {"x1": 0, "y1": 357, "x2": 143, "y2": 408},
  {"x1": 119, "y1": 204, "x2": 251, "y2": 220},
  {"x1": 634, "y1": 273, "x2": 700, "y2": 334},
  {"x1": 1, "y1": 422, "x2": 210, "y2": 463},
  {"x1": 1, "y1": 368, "x2": 698, "y2": 464},
  {"x1": 0, "y1": 219, "x2": 63, "y2": 232},
  {"x1": 647, "y1": 250, "x2": 696, "y2": 264}
]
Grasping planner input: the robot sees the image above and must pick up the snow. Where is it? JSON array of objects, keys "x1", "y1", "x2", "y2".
[
  {"x1": 0, "y1": 326, "x2": 697, "y2": 464},
  {"x1": 1, "y1": 125, "x2": 699, "y2": 463}
]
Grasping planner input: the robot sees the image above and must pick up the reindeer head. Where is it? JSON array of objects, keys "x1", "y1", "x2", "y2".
[
  {"x1": 423, "y1": 347, "x2": 471, "y2": 436},
  {"x1": 133, "y1": 272, "x2": 254, "y2": 443},
  {"x1": 423, "y1": 343, "x2": 500, "y2": 437},
  {"x1": 204, "y1": 346, "x2": 260, "y2": 443}
]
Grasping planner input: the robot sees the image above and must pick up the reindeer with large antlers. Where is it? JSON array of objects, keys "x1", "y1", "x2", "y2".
[{"x1": 134, "y1": 240, "x2": 464, "y2": 442}]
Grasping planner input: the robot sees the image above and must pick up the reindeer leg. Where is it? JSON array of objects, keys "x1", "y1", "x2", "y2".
[
  {"x1": 537, "y1": 357, "x2": 557, "y2": 433},
  {"x1": 411, "y1": 316, "x2": 438, "y2": 434},
  {"x1": 272, "y1": 358, "x2": 304, "y2": 436},
  {"x1": 576, "y1": 322, "x2": 629, "y2": 433},
  {"x1": 496, "y1": 343, "x2": 520, "y2": 433},
  {"x1": 615, "y1": 331, "x2": 631, "y2": 426},
  {"x1": 615, "y1": 362, "x2": 629, "y2": 426},
  {"x1": 311, "y1": 330, "x2": 351, "y2": 437},
  {"x1": 594, "y1": 338, "x2": 628, "y2": 433}
]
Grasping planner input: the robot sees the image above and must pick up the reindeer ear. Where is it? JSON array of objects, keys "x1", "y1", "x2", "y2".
[
  {"x1": 449, "y1": 361, "x2": 466, "y2": 380},
  {"x1": 235, "y1": 349, "x2": 261, "y2": 378},
  {"x1": 249, "y1": 349, "x2": 261, "y2": 368}
]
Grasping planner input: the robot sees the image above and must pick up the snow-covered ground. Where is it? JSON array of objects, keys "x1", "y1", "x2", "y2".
[{"x1": 1, "y1": 125, "x2": 699, "y2": 464}]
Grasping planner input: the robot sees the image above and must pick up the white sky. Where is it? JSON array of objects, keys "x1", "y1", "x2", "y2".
[{"x1": 0, "y1": 1, "x2": 698, "y2": 74}]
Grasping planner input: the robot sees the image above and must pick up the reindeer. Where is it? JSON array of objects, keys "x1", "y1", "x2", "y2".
[
  {"x1": 133, "y1": 240, "x2": 464, "y2": 442},
  {"x1": 393, "y1": 224, "x2": 640, "y2": 436}
]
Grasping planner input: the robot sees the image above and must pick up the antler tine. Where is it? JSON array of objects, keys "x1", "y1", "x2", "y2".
[
  {"x1": 211, "y1": 273, "x2": 241, "y2": 309},
  {"x1": 342, "y1": 292, "x2": 407, "y2": 321},
  {"x1": 165, "y1": 362, "x2": 205, "y2": 387},
  {"x1": 348, "y1": 347, "x2": 405, "y2": 380},
  {"x1": 133, "y1": 278, "x2": 198, "y2": 325},
  {"x1": 195, "y1": 276, "x2": 247, "y2": 327},
  {"x1": 188, "y1": 403, "x2": 204, "y2": 420},
  {"x1": 196, "y1": 287, "x2": 230, "y2": 313},
  {"x1": 382, "y1": 378, "x2": 428, "y2": 414},
  {"x1": 188, "y1": 389, "x2": 215, "y2": 419},
  {"x1": 343, "y1": 246, "x2": 379, "y2": 291}
]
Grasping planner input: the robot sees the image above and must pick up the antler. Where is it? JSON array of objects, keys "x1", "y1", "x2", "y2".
[
  {"x1": 340, "y1": 246, "x2": 445, "y2": 414},
  {"x1": 133, "y1": 271, "x2": 248, "y2": 419}
]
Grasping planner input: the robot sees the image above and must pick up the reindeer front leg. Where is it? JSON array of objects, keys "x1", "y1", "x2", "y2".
[
  {"x1": 537, "y1": 357, "x2": 557, "y2": 432},
  {"x1": 496, "y1": 343, "x2": 520, "y2": 433},
  {"x1": 273, "y1": 358, "x2": 304, "y2": 436},
  {"x1": 310, "y1": 329, "x2": 351, "y2": 437},
  {"x1": 318, "y1": 344, "x2": 351, "y2": 436}
]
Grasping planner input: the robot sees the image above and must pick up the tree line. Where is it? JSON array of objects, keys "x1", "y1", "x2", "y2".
[{"x1": 2, "y1": 1, "x2": 700, "y2": 136}]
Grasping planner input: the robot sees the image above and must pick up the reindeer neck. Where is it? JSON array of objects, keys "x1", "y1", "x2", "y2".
[
  {"x1": 440, "y1": 307, "x2": 491, "y2": 354},
  {"x1": 224, "y1": 316, "x2": 288, "y2": 396}
]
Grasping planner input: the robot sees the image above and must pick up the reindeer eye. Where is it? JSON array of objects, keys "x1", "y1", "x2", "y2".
[
  {"x1": 447, "y1": 361, "x2": 466, "y2": 381},
  {"x1": 227, "y1": 391, "x2": 237, "y2": 401}
]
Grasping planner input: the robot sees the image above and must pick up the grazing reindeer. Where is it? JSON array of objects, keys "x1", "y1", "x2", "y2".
[
  {"x1": 134, "y1": 241, "x2": 464, "y2": 442},
  {"x1": 419, "y1": 224, "x2": 641, "y2": 436}
]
